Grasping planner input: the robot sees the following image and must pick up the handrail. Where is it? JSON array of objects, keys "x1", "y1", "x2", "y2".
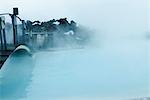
[
  {"x1": 0, "y1": 13, "x2": 23, "y2": 22},
  {"x1": 0, "y1": 13, "x2": 11, "y2": 16}
]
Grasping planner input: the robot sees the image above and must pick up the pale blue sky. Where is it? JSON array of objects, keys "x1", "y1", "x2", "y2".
[{"x1": 0, "y1": 0, "x2": 149, "y2": 38}]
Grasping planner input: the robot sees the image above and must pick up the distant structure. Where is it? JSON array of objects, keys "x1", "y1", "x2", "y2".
[{"x1": 24, "y1": 17, "x2": 90, "y2": 49}]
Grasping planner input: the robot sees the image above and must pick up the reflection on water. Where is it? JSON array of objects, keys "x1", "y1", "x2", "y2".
[{"x1": 0, "y1": 51, "x2": 34, "y2": 100}]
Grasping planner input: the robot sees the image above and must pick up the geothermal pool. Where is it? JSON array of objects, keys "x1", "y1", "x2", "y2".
[{"x1": 0, "y1": 39, "x2": 150, "y2": 100}]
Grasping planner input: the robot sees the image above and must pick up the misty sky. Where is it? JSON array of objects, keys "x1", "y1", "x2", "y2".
[{"x1": 0, "y1": 0, "x2": 149, "y2": 38}]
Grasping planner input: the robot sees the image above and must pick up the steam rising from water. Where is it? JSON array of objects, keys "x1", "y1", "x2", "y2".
[{"x1": 0, "y1": 0, "x2": 150, "y2": 100}]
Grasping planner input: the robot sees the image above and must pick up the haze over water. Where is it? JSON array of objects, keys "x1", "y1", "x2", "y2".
[{"x1": 0, "y1": 0, "x2": 150, "y2": 100}]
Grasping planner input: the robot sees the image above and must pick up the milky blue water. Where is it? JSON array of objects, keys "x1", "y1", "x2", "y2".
[{"x1": 0, "y1": 38, "x2": 149, "y2": 100}]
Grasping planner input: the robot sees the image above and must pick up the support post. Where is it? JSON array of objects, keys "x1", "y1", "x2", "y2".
[
  {"x1": 12, "y1": 8, "x2": 18, "y2": 47},
  {"x1": 22, "y1": 20, "x2": 26, "y2": 43},
  {"x1": 0, "y1": 22, "x2": 3, "y2": 50},
  {"x1": 3, "y1": 28, "x2": 7, "y2": 50},
  {"x1": 12, "y1": 15, "x2": 18, "y2": 46},
  {"x1": 0, "y1": 16, "x2": 7, "y2": 50}
]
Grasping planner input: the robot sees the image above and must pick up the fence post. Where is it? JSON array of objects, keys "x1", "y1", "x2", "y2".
[
  {"x1": 12, "y1": 8, "x2": 18, "y2": 47},
  {"x1": 12, "y1": 15, "x2": 18, "y2": 46},
  {"x1": 22, "y1": 20, "x2": 26, "y2": 44},
  {"x1": 0, "y1": 16, "x2": 7, "y2": 50},
  {"x1": 0, "y1": 17, "x2": 3, "y2": 50}
]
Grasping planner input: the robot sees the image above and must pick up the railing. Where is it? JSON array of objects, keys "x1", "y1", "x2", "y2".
[
  {"x1": 0, "y1": 8, "x2": 26, "y2": 69},
  {"x1": 0, "y1": 10, "x2": 26, "y2": 51}
]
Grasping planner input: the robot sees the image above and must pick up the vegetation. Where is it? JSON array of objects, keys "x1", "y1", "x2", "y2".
[
  {"x1": 4, "y1": 18, "x2": 91, "y2": 49},
  {"x1": 25, "y1": 18, "x2": 91, "y2": 48}
]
